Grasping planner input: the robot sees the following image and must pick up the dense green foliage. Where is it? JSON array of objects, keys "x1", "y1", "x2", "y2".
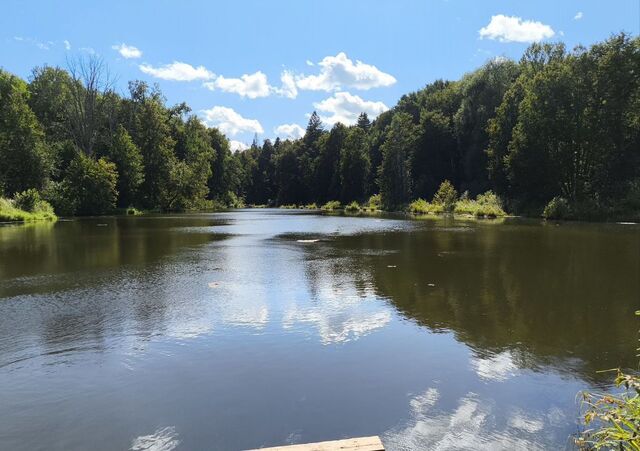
[
  {"x1": 0, "y1": 61, "x2": 244, "y2": 215},
  {"x1": 235, "y1": 34, "x2": 639, "y2": 220},
  {"x1": 1, "y1": 34, "x2": 638, "y2": 219}
]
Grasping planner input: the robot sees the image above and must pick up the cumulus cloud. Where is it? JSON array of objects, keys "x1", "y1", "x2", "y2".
[
  {"x1": 313, "y1": 91, "x2": 388, "y2": 125},
  {"x1": 479, "y1": 15, "x2": 555, "y2": 43},
  {"x1": 574, "y1": 11, "x2": 583, "y2": 20},
  {"x1": 275, "y1": 123, "x2": 305, "y2": 140},
  {"x1": 200, "y1": 106, "x2": 263, "y2": 136},
  {"x1": 112, "y1": 43, "x2": 142, "y2": 59},
  {"x1": 296, "y1": 52, "x2": 396, "y2": 91},
  {"x1": 63, "y1": 40, "x2": 71, "y2": 50},
  {"x1": 229, "y1": 140, "x2": 250, "y2": 152},
  {"x1": 276, "y1": 70, "x2": 298, "y2": 99},
  {"x1": 203, "y1": 71, "x2": 271, "y2": 98},
  {"x1": 139, "y1": 61, "x2": 214, "y2": 81}
]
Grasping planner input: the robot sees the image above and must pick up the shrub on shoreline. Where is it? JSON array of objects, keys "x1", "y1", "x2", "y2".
[
  {"x1": 410, "y1": 189, "x2": 506, "y2": 218},
  {"x1": 363, "y1": 194, "x2": 382, "y2": 212},
  {"x1": 543, "y1": 197, "x2": 571, "y2": 220},
  {"x1": 0, "y1": 196, "x2": 57, "y2": 222},
  {"x1": 455, "y1": 191, "x2": 506, "y2": 217},
  {"x1": 345, "y1": 201, "x2": 361, "y2": 212},
  {"x1": 432, "y1": 180, "x2": 458, "y2": 213},
  {"x1": 408, "y1": 198, "x2": 444, "y2": 215},
  {"x1": 321, "y1": 200, "x2": 341, "y2": 211},
  {"x1": 577, "y1": 311, "x2": 640, "y2": 450}
]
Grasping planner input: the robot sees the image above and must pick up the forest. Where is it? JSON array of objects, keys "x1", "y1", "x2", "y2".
[{"x1": 1, "y1": 33, "x2": 638, "y2": 220}]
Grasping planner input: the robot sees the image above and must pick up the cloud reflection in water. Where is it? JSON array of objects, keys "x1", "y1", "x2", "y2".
[{"x1": 383, "y1": 388, "x2": 555, "y2": 451}]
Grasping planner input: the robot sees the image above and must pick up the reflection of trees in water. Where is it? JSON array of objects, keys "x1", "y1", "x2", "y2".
[
  {"x1": 0, "y1": 217, "x2": 233, "y2": 364},
  {"x1": 323, "y1": 221, "x2": 640, "y2": 381},
  {"x1": 0, "y1": 217, "x2": 229, "y2": 297}
]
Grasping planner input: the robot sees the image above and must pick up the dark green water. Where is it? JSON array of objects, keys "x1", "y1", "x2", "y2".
[{"x1": 0, "y1": 210, "x2": 638, "y2": 450}]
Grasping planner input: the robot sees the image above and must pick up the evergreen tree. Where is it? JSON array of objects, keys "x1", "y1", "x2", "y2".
[
  {"x1": 340, "y1": 127, "x2": 370, "y2": 202},
  {"x1": 379, "y1": 113, "x2": 416, "y2": 209},
  {"x1": 356, "y1": 112, "x2": 371, "y2": 132}
]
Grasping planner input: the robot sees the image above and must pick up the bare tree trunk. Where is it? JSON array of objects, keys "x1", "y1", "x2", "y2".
[{"x1": 66, "y1": 55, "x2": 113, "y2": 156}]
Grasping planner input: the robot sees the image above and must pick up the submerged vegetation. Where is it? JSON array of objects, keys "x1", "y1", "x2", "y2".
[{"x1": 0, "y1": 34, "x2": 638, "y2": 221}]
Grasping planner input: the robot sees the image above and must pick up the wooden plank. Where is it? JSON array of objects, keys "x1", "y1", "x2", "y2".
[{"x1": 246, "y1": 435, "x2": 384, "y2": 451}]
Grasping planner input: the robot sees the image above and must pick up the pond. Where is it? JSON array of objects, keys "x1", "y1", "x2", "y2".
[{"x1": 0, "y1": 210, "x2": 639, "y2": 450}]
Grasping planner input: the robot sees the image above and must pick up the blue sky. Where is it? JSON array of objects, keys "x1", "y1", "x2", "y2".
[{"x1": 2, "y1": 0, "x2": 638, "y2": 149}]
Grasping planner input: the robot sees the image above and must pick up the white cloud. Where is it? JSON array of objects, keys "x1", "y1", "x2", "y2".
[
  {"x1": 203, "y1": 71, "x2": 271, "y2": 98},
  {"x1": 574, "y1": 11, "x2": 583, "y2": 20},
  {"x1": 139, "y1": 61, "x2": 214, "y2": 81},
  {"x1": 80, "y1": 47, "x2": 96, "y2": 55},
  {"x1": 313, "y1": 91, "x2": 388, "y2": 125},
  {"x1": 229, "y1": 140, "x2": 250, "y2": 152},
  {"x1": 305, "y1": 59, "x2": 315, "y2": 66},
  {"x1": 63, "y1": 40, "x2": 71, "y2": 50},
  {"x1": 14, "y1": 36, "x2": 51, "y2": 50},
  {"x1": 204, "y1": 70, "x2": 298, "y2": 99},
  {"x1": 479, "y1": 15, "x2": 555, "y2": 43},
  {"x1": 200, "y1": 106, "x2": 263, "y2": 136},
  {"x1": 275, "y1": 123, "x2": 305, "y2": 140},
  {"x1": 296, "y1": 52, "x2": 396, "y2": 91},
  {"x1": 276, "y1": 70, "x2": 298, "y2": 99},
  {"x1": 112, "y1": 43, "x2": 142, "y2": 59}
]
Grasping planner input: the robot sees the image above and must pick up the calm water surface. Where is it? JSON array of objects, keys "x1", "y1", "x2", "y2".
[{"x1": 1, "y1": 210, "x2": 639, "y2": 450}]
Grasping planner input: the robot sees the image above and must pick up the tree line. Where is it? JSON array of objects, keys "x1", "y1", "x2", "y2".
[
  {"x1": 1, "y1": 57, "x2": 244, "y2": 215},
  {"x1": 1, "y1": 33, "x2": 638, "y2": 219},
  {"x1": 238, "y1": 33, "x2": 639, "y2": 219}
]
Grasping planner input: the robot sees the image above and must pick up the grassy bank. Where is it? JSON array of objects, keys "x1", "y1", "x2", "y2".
[{"x1": 0, "y1": 197, "x2": 57, "y2": 222}]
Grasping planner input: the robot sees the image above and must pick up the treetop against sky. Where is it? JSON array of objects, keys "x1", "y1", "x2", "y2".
[{"x1": 2, "y1": 0, "x2": 638, "y2": 149}]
